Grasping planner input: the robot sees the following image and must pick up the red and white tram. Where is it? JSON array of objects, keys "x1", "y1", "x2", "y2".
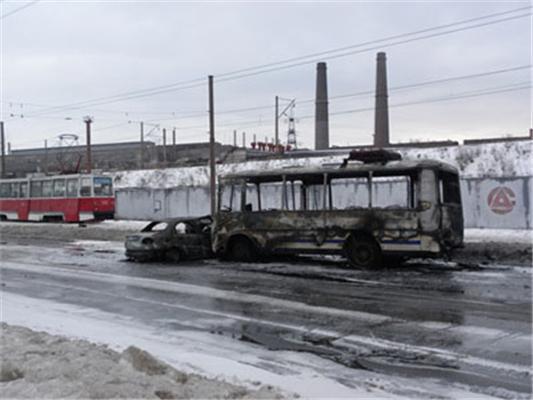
[{"x1": 0, "y1": 174, "x2": 114, "y2": 222}]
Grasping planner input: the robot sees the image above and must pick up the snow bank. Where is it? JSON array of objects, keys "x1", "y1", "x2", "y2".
[
  {"x1": 112, "y1": 140, "x2": 532, "y2": 189},
  {"x1": 0, "y1": 323, "x2": 281, "y2": 399},
  {"x1": 464, "y1": 229, "x2": 532, "y2": 244}
]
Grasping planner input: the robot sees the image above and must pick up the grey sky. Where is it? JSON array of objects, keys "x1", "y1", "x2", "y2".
[{"x1": 1, "y1": 1, "x2": 531, "y2": 150}]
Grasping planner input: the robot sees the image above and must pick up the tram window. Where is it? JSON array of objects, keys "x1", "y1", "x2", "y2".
[
  {"x1": 80, "y1": 178, "x2": 92, "y2": 197},
  {"x1": 0, "y1": 183, "x2": 10, "y2": 198},
  {"x1": 11, "y1": 183, "x2": 20, "y2": 198},
  {"x1": 30, "y1": 181, "x2": 42, "y2": 198},
  {"x1": 67, "y1": 179, "x2": 79, "y2": 198},
  {"x1": 42, "y1": 181, "x2": 53, "y2": 198},
  {"x1": 93, "y1": 177, "x2": 112, "y2": 196},
  {"x1": 20, "y1": 182, "x2": 28, "y2": 198},
  {"x1": 53, "y1": 179, "x2": 66, "y2": 197}
]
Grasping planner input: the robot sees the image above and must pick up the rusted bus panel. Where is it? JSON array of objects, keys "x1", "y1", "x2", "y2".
[
  {"x1": 213, "y1": 208, "x2": 433, "y2": 255},
  {"x1": 213, "y1": 160, "x2": 465, "y2": 260}
]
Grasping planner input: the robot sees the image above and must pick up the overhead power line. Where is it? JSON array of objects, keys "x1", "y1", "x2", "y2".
[
  {"x1": 136, "y1": 64, "x2": 533, "y2": 122},
  {"x1": 22, "y1": 5, "x2": 530, "y2": 114},
  {"x1": 11, "y1": 64, "x2": 530, "y2": 123},
  {"x1": 216, "y1": 12, "x2": 531, "y2": 83},
  {"x1": 202, "y1": 82, "x2": 530, "y2": 130},
  {"x1": 216, "y1": 5, "x2": 531, "y2": 80},
  {"x1": 297, "y1": 82, "x2": 531, "y2": 119},
  {"x1": 0, "y1": 0, "x2": 39, "y2": 20}
]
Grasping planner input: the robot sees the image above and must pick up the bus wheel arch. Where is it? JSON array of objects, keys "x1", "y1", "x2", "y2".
[
  {"x1": 226, "y1": 234, "x2": 258, "y2": 262},
  {"x1": 344, "y1": 231, "x2": 383, "y2": 268}
]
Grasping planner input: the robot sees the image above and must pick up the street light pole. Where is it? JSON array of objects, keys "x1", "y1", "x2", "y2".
[{"x1": 208, "y1": 75, "x2": 216, "y2": 216}]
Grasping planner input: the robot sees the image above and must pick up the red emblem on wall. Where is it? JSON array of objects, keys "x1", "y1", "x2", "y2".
[{"x1": 487, "y1": 186, "x2": 516, "y2": 215}]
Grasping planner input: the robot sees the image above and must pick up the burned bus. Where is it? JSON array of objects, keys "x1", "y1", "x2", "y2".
[{"x1": 212, "y1": 150, "x2": 463, "y2": 267}]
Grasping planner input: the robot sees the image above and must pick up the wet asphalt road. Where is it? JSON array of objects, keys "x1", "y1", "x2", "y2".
[{"x1": 0, "y1": 223, "x2": 531, "y2": 398}]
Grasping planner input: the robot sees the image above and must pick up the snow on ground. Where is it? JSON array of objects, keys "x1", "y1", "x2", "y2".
[
  {"x1": 1, "y1": 292, "x2": 497, "y2": 399},
  {"x1": 111, "y1": 140, "x2": 532, "y2": 189},
  {"x1": 0, "y1": 323, "x2": 281, "y2": 399},
  {"x1": 464, "y1": 229, "x2": 532, "y2": 244}
]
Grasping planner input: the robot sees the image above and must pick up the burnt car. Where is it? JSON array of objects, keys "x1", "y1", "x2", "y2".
[{"x1": 125, "y1": 216, "x2": 212, "y2": 262}]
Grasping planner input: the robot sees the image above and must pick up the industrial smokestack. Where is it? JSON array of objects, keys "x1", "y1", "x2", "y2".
[
  {"x1": 314, "y1": 62, "x2": 329, "y2": 150},
  {"x1": 374, "y1": 52, "x2": 390, "y2": 147}
]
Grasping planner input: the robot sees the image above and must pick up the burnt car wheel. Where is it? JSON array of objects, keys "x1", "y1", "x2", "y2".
[
  {"x1": 166, "y1": 249, "x2": 182, "y2": 263},
  {"x1": 345, "y1": 235, "x2": 383, "y2": 268},
  {"x1": 227, "y1": 236, "x2": 256, "y2": 262}
]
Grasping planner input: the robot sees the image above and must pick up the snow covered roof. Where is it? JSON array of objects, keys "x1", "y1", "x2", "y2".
[{"x1": 220, "y1": 159, "x2": 458, "y2": 183}]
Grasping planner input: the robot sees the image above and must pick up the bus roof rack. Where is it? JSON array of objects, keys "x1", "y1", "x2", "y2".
[{"x1": 341, "y1": 149, "x2": 402, "y2": 167}]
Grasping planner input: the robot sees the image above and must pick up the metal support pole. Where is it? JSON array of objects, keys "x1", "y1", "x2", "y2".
[
  {"x1": 44, "y1": 139, "x2": 48, "y2": 174},
  {"x1": 83, "y1": 116, "x2": 92, "y2": 174},
  {"x1": 275, "y1": 96, "x2": 279, "y2": 146},
  {"x1": 162, "y1": 128, "x2": 167, "y2": 163},
  {"x1": 0, "y1": 121, "x2": 5, "y2": 178},
  {"x1": 242, "y1": 131, "x2": 246, "y2": 148},
  {"x1": 140, "y1": 121, "x2": 144, "y2": 169},
  {"x1": 208, "y1": 75, "x2": 216, "y2": 216},
  {"x1": 233, "y1": 130, "x2": 237, "y2": 147}
]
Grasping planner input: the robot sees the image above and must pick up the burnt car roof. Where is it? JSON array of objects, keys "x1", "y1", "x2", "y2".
[{"x1": 147, "y1": 216, "x2": 212, "y2": 224}]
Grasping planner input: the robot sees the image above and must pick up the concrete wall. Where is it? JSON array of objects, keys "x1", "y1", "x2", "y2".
[{"x1": 115, "y1": 176, "x2": 532, "y2": 229}]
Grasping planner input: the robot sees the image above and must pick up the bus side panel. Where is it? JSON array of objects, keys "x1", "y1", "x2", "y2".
[{"x1": 418, "y1": 169, "x2": 440, "y2": 232}]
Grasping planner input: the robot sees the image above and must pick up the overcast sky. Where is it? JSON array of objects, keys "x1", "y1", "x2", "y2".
[{"x1": 1, "y1": 0, "x2": 531, "y2": 150}]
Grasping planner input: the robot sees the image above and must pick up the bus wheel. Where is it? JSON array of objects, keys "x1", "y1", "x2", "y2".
[
  {"x1": 345, "y1": 235, "x2": 383, "y2": 268},
  {"x1": 227, "y1": 236, "x2": 256, "y2": 262}
]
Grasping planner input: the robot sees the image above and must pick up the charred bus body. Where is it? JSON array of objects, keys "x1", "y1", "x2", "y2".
[{"x1": 212, "y1": 151, "x2": 463, "y2": 267}]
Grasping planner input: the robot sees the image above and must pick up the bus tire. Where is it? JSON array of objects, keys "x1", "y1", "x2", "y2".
[
  {"x1": 344, "y1": 234, "x2": 383, "y2": 268},
  {"x1": 227, "y1": 236, "x2": 256, "y2": 262}
]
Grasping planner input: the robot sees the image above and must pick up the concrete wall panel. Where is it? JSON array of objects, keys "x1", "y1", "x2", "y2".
[{"x1": 115, "y1": 176, "x2": 531, "y2": 229}]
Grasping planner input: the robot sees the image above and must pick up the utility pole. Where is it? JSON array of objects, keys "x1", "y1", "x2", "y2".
[
  {"x1": 275, "y1": 96, "x2": 279, "y2": 146},
  {"x1": 140, "y1": 121, "x2": 144, "y2": 169},
  {"x1": 208, "y1": 75, "x2": 216, "y2": 216},
  {"x1": 162, "y1": 128, "x2": 167, "y2": 164},
  {"x1": 44, "y1": 139, "x2": 48, "y2": 174},
  {"x1": 83, "y1": 116, "x2": 93, "y2": 174},
  {"x1": 0, "y1": 121, "x2": 5, "y2": 178}
]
